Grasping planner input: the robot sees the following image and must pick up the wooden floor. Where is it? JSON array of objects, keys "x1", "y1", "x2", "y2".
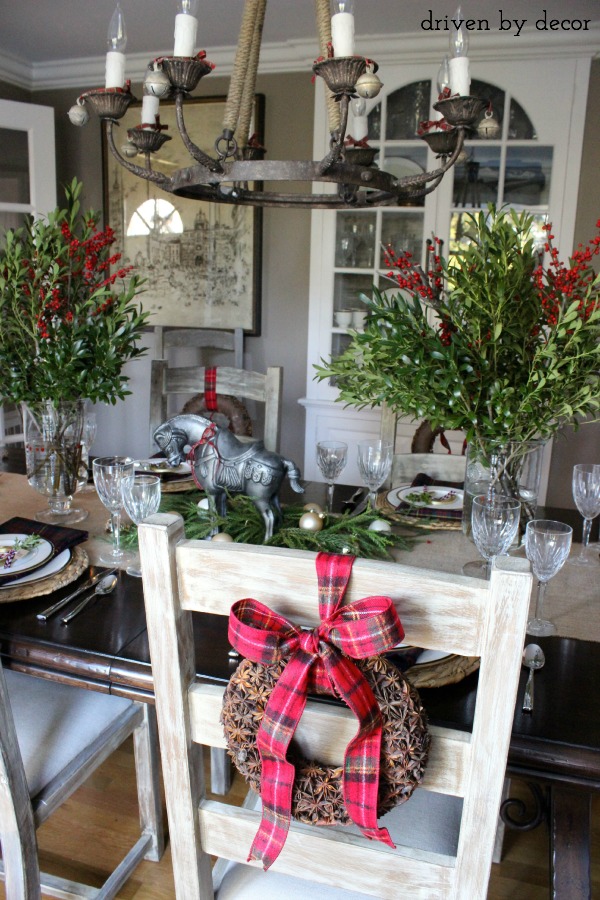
[{"x1": 1, "y1": 737, "x2": 598, "y2": 899}]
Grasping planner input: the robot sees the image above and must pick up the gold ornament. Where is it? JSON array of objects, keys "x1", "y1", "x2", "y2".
[
  {"x1": 299, "y1": 511, "x2": 324, "y2": 532},
  {"x1": 303, "y1": 501, "x2": 323, "y2": 514},
  {"x1": 211, "y1": 532, "x2": 234, "y2": 543}
]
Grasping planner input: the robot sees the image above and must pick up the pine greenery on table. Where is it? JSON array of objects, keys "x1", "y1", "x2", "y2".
[{"x1": 122, "y1": 493, "x2": 417, "y2": 559}]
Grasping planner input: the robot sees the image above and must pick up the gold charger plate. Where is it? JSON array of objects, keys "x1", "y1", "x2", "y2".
[
  {"x1": 0, "y1": 546, "x2": 89, "y2": 603},
  {"x1": 404, "y1": 653, "x2": 480, "y2": 688},
  {"x1": 377, "y1": 492, "x2": 462, "y2": 531},
  {"x1": 161, "y1": 477, "x2": 196, "y2": 494}
]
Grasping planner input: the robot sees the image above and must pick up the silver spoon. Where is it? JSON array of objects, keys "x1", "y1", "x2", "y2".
[
  {"x1": 61, "y1": 573, "x2": 118, "y2": 625},
  {"x1": 522, "y1": 643, "x2": 545, "y2": 713}
]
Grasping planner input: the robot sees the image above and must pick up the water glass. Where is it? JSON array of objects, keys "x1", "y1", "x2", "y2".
[
  {"x1": 357, "y1": 440, "x2": 393, "y2": 509},
  {"x1": 468, "y1": 495, "x2": 521, "y2": 579},
  {"x1": 571, "y1": 463, "x2": 600, "y2": 566},
  {"x1": 526, "y1": 519, "x2": 572, "y2": 636},
  {"x1": 121, "y1": 474, "x2": 162, "y2": 577},
  {"x1": 93, "y1": 456, "x2": 135, "y2": 565},
  {"x1": 316, "y1": 441, "x2": 348, "y2": 514}
]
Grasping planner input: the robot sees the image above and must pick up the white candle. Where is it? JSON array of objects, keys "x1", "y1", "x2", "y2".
[
  {"x1": 331, "y1": 4, "x2": 355, "y2": 57},
  {"x1": 449, "y1": 6, "x2": 470, "y2": 96},
  {"x1": 105, "y1": 3, "x2": 127, "y2": 89},
  {"x1": 448, "y1": 57, "x2": 470, "y2": 97},
  {"x1": 351, "y1": 97, "x2": 368, "y2": 140},
  {"x1": 174, "y1": 12, "x2": 198, "y2": 56},
  {"x1": 141, "y1": 94, "x2": 160, "y2": 128},
  {"x1": 105, "y1": 51, "x2": 126, "y2": 89}
]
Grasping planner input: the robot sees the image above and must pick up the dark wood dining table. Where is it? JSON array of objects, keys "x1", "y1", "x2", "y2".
[{"x1": 0, "y1": 459, "x2": 599, "y2": 898}]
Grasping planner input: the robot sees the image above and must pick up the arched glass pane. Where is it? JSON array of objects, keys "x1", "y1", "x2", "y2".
[
  {"x1": 127, "y1": 198, "x2": 184, "y2": 237},
  {"x1": 508, "y1": 98, "x2": 537, "y2": 140},
  {"x1": 386, "y1": 80, "x2": 431, "y2": 140},
  {"x1": 467, "y1": 79, "x2": 505, "y2": 140},
  {"x1": 367, "y1": 104, "x2": 381, "y2": 141},
  {"x1": 504, "y1": 146, "x2": 553, "y2": 206},
  {"x1": 452, "y1": 146, "x2": 502, "y2": 207}
]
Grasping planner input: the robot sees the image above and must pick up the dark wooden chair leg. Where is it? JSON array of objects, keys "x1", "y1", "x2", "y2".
[{"x1": 550, "y1": 786, "x2": 591, "y2": 899}]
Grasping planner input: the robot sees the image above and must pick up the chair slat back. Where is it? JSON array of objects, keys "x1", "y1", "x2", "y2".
[
  {"x1": 155, "y1": 326, "x2": 244, "y2": 368},
  {"x1": 149, "y1": 363, "x2": 282, "y2": 452},
  {"x1": 139, "y1": 513, "x2": 532, "y2": 900}
]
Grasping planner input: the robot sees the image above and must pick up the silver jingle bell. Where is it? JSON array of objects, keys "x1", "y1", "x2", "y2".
[
  {"x1": 68, "y1": 102, "x2": 89, "y2": 127},
  {"x1": 355, "y1": 71, "x2": 383, "y2": 100},
  {"x1": 144, "y1": 64, "x2": 171, "y2": 99},
  {"x1": 120, "y1": 141, "x2": 138, "y2": 158},
  {"x1": 477, "y1": 108, "x2": 501, "y2": 140}
]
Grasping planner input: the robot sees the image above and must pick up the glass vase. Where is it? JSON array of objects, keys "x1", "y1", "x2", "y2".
[
  {"x1": 23, "y1": 400, "x2": 89, "y2": 525},
  {"x1": 462, "y1": 439, "x2": 546, "y2": 540}
]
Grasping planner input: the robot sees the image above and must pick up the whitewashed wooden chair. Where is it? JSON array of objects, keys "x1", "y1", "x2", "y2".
[
  {"x1": 379, "y1": 404, "x2": 466, "y2": 489},
  {"x1": 149, "y1": 363, "x2": 283, "y2": 453},
  {"x1": 0, "y1": 662, "x2": 164, "y2": 898},
  {"x1": 139, "y1": 513, "x2": 532, "y2": 900},
  {"x1": 154, "y1": 326, "x2": 244, "y2": 370}
]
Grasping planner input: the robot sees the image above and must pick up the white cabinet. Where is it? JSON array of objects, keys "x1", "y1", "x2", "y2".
[{"x1": 301, "y1": 44, "x2": 591, "y2": 483}]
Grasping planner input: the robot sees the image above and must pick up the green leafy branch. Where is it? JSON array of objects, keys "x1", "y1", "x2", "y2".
[{"x1": 121, "y1": 492, "x2": 420, "y2": 560}]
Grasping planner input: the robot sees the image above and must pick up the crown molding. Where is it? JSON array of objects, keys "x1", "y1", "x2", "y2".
[{"x1": 1, "y1": 25, "x2": 598, "y2": 92}]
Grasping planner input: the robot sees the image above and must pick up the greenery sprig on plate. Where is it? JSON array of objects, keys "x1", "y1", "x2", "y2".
[{"x1": 122, "y1": 493, "x2": 418, "y2": 559}]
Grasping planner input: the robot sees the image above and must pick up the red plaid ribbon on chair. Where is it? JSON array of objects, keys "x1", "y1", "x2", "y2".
[
  {"x1": 228, "y1": 551, "x2": 405, "y2": 869},
  {"x1": 204, "y1": 366, "x2": 218, "y2": 411}
]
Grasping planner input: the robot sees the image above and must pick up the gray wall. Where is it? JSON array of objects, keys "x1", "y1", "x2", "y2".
[{"x1": 547, "y1": 59, "x2": 600, "y2": 508}]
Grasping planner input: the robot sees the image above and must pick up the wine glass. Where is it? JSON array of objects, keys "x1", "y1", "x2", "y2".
[
  {"x1": 357, "y1": 440, "x2": 393, "y2": 510},
  {"x1": 316, "y1": 441, "x2": 348, "y2": 514},
  {"x1": 92, "y1": 456, "x2": 135, "y2": 565},
  {"x1": 571, "y1": 463, "x2": 600, "y2": 566},
  {"x1": 465, "y1": 495, "x2": 521, "y2": 579},
  {"x1": 525, "y1": 519, "x2": 572, "y2": 636},
  {"x1": 121, "y1": 474, "x2": 162, "y2": 577}
]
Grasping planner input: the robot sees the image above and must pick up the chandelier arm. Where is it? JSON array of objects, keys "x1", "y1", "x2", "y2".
[
  {"x1": 174, "y1": 92, "x2": 224, "y2": 173},
  {"x1": 399, "y1": 127, "x2": 467, "y2": 189},
  {"x1": 105, "y1": 121, "x2": 173, "y2": 189},
  {"x1": 235, "y1": 0, "x2": 266, "y2": 150},
  {"x1": 317, "y1": 94, "x2": 349, "y2": 175},
  {"x1": 314, "y1": 0, "x2": 341, "y2": 134}
]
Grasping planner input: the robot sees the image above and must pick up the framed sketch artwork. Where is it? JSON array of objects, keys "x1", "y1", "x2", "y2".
[{"x1": 103, "y1": 95, "x2": 264, "y2": 334}]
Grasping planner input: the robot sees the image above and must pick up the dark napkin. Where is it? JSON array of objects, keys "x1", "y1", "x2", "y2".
[
  {"x1": 0, "y1": 517, "x2": 88, "y2": 585},
  {"x1": 395, "y1": 472, "x2": 464, "y2": 521}
]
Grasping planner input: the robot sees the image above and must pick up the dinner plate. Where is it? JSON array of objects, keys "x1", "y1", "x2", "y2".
[
  {"x1": 134, "y1": 459, "x2": 191, "y2": 477},
  {"x1": 388, "y1": 485, "x2": 464, "y2": 512},
  {"x1": 0, "y1": 548, "x2": 72, "y2": 589},
  {"x1": 392, "y1": 643, "x2": 451, "y2": 667},
  {"x1": 0, "y1": 534, "x2": 54, "y2": 577}
]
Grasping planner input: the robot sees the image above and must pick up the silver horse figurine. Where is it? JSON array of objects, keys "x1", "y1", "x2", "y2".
[{"x1": 153, "y1": 414, "x2": 304, "y2": 541}]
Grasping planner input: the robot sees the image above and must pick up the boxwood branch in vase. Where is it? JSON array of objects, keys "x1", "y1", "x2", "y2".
[{"x1": 315, "y1": 205, "x2": 600, "y2": 454}]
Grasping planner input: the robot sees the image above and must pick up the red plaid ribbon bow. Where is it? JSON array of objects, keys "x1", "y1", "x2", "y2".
[
  {"x1": 204, "y1": 366, "x2": 218, "y2": 411},
  {"x1": 228, "y1": 551, "x2": 405, "y2": 869}
]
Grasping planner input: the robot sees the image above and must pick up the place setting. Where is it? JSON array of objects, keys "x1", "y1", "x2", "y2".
[
  {"x1": 0, "y1": 516, "x2": 90, "y2": 602},
  {"x1": 380, "y1": 472, "x2": 465, "y2": 531}
]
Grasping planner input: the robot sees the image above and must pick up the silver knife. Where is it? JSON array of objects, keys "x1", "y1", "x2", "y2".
[{"x1": 36, "y1": 568, "x2": 117, "y2": 621}]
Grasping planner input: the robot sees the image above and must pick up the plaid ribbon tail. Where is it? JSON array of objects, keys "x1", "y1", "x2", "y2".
[
  {"x1": 248, "y1": 652, "x2": 312, "y2": 869},
  {"x1": 326, "y1": 647, "x2": 394, "y2": 848}
]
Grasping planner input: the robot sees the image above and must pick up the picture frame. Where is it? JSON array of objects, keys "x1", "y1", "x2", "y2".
[{"x1": 102, "y1": 94, "x2": 264, "y2": 334}]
